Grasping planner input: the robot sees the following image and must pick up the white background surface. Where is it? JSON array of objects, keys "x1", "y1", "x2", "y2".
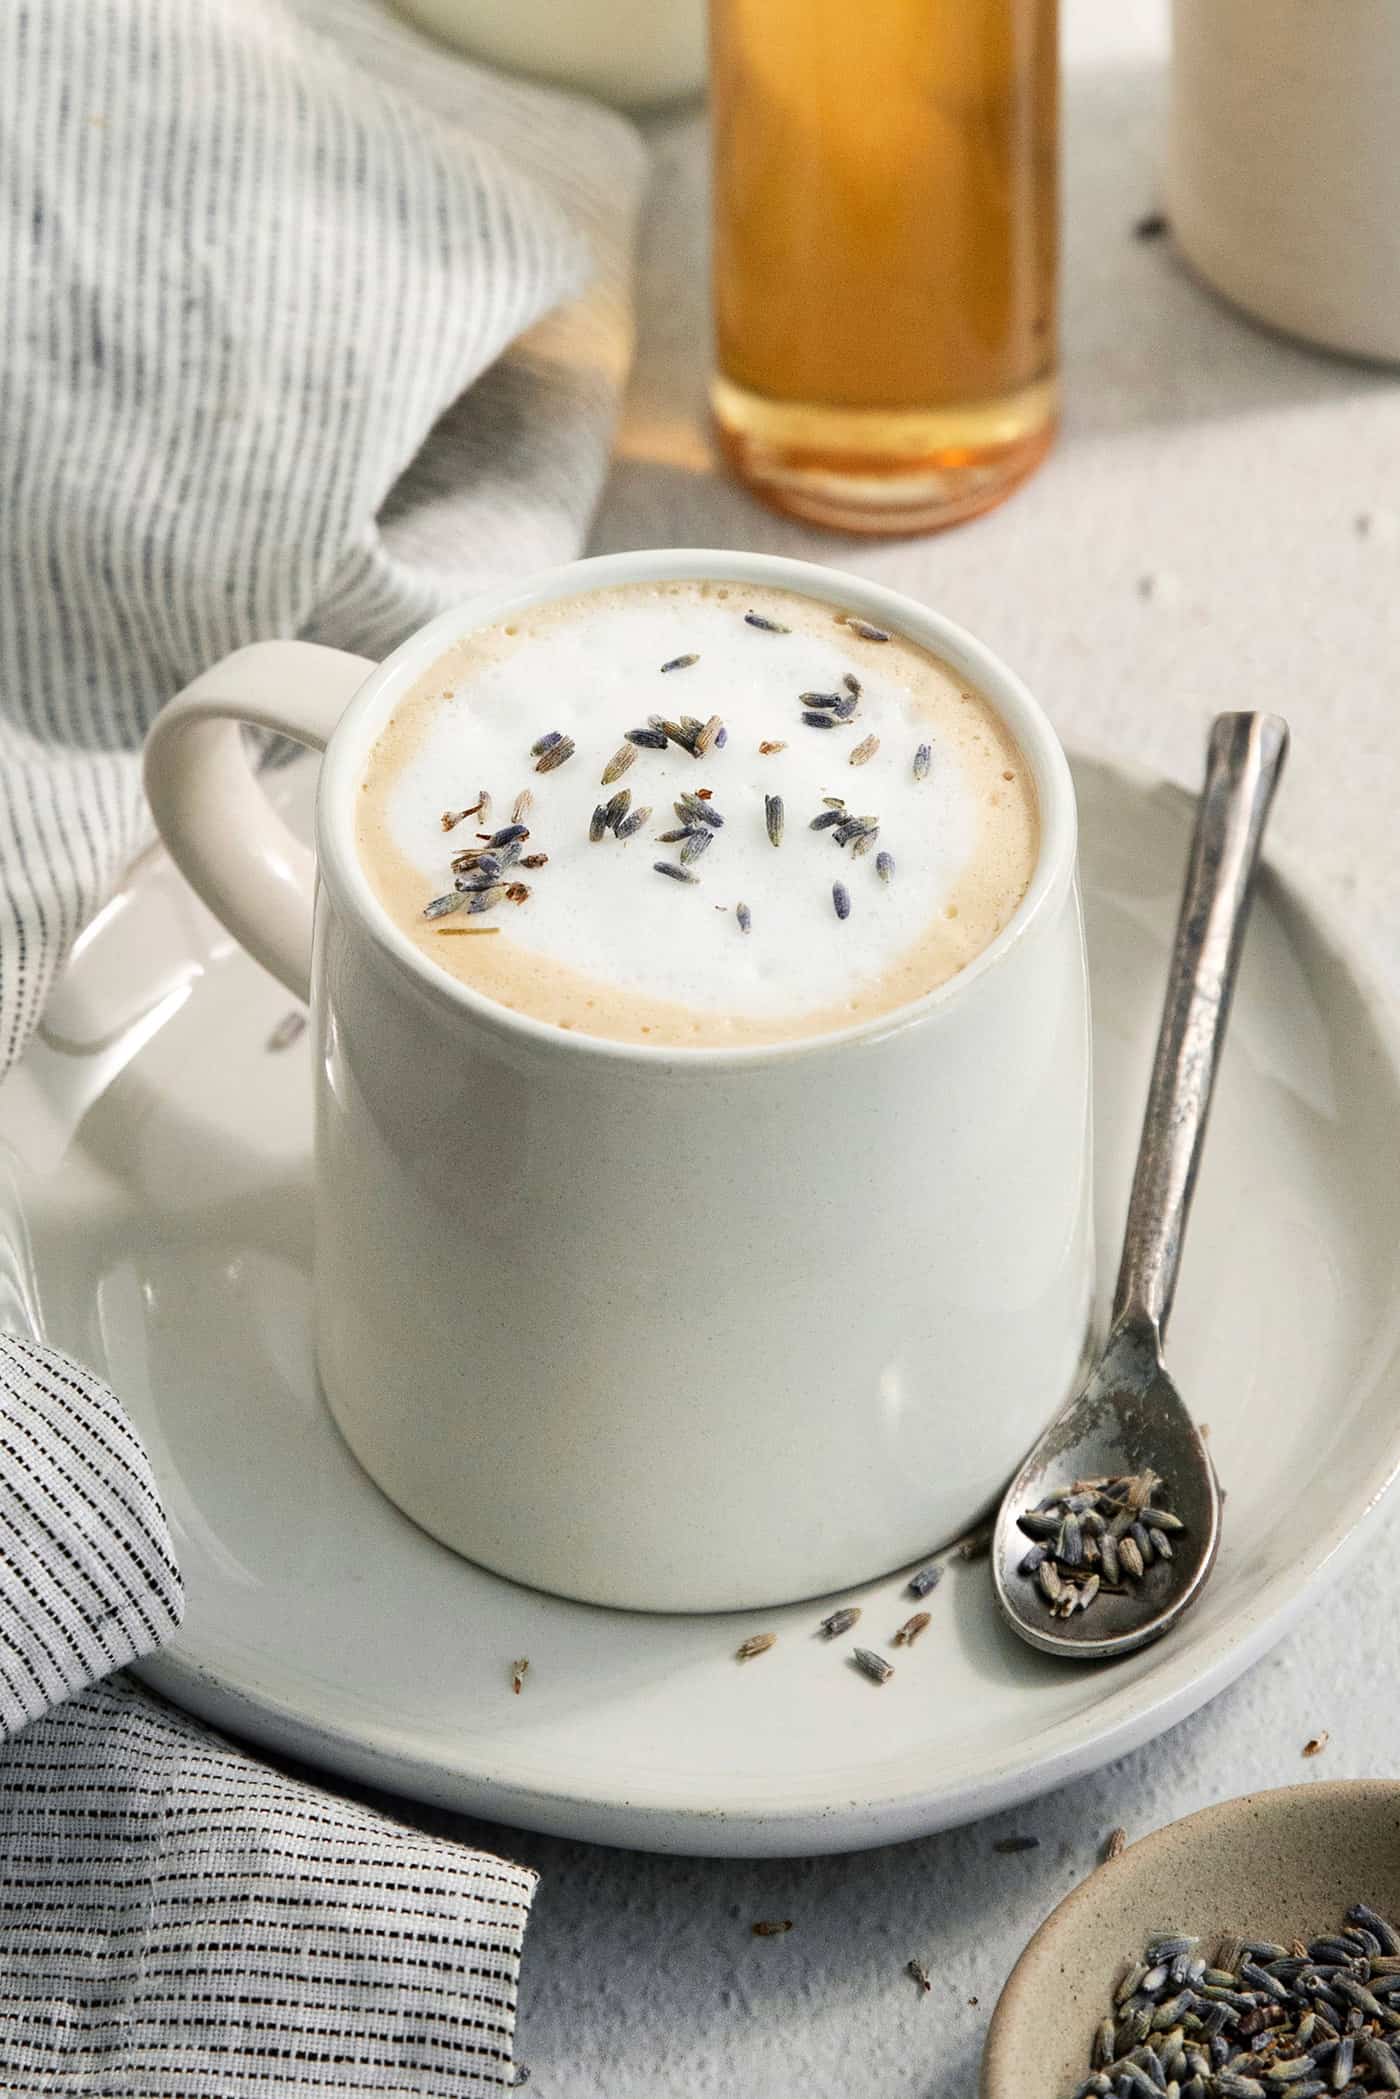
[{"x1": 363, "y1": 4, "x2": 1400, "y2": 2091}]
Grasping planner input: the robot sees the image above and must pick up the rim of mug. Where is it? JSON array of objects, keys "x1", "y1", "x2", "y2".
[{"x1": 315, "y1": 548, "x2": 1078, "y2": 1069}]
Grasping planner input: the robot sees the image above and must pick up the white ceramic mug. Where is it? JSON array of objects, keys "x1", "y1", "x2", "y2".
[
  {"x1": 388, "y1": 0, "x2": 706, "y2": 108},
  {"x1": 143, "y1": 549, "x2": 1094, "y2": 1613}
]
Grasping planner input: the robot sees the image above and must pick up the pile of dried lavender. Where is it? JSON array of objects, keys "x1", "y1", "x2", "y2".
[
  {"x1": 1066, "y1": 1905, "x2": 1400, "y2": 2099},
  {"x1": 1016, "y1": 1470, "x2": 1184, "y2": 1620}
]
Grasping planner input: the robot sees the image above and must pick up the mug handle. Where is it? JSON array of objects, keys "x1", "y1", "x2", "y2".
[{"x1": 143, "y1": 641, "x2": 375, "y2": 1001}]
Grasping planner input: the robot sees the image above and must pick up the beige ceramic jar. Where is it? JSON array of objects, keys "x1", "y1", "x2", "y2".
[{"x1": 1170, "y1": 0, "x2": 1400, "y2": 364}]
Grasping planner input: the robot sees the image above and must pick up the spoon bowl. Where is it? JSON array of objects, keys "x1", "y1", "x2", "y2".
[{"x1": 991, "y1": 1316, "x2": 1221, "y2": 1658}]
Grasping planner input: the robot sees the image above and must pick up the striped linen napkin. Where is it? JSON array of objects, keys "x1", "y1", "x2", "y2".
[{"x1": 0, "y1": 0, "x2": 645, "y2": 2089}]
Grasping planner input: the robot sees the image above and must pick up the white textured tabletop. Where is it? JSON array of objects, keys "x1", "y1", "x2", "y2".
[{"x1": 390, "y1": 5, "x2": 1400, "y2": 2091}]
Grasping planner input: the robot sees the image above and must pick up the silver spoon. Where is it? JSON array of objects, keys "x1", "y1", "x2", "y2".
[{"x1": 991, "y1": 712, "x2": 1289, "y2": 1660}]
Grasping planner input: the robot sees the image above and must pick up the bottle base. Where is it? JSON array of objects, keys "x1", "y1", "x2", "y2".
[{"x1": 710, "y1": 374, "x2": 1057, "y2": 536}]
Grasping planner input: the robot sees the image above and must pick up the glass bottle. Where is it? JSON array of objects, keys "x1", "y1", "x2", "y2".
[{"x1": 709, "y1": 0, "x2": 1059, "y2": 535}]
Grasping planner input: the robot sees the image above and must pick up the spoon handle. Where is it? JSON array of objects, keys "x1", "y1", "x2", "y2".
[{"x1": 1111, "y1": 712, "x2": 1290, "y2": 1338}]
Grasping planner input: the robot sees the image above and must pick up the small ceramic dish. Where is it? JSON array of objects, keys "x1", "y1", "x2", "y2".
[{"x1": 981, "y1": 1780, "x2": 1400, "y2": 2098}]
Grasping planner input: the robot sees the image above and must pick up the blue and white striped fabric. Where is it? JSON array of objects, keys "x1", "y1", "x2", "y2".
[{"x1": 0, "y1": 1, "x2": 643, "y2": 2088}]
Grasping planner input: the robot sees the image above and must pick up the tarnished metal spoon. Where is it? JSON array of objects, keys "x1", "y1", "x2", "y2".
[{"x1": 992, "y1": 712, "x2": 1289, "y2": 1660}]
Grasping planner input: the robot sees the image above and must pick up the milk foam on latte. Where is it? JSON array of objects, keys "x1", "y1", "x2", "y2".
[{"x1": 355, "y1": 581, "x2": 1038, "y2": 1048}]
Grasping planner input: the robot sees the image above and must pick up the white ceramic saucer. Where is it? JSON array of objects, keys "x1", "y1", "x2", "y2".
[{"x1": 3, "y1": 755, "x2": 1400, "y2": 1858}]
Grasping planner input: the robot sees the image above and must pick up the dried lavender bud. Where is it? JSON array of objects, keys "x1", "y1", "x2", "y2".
[
  {"x1": 819, "y1": 1606, "x2": 860, "y2": 1638},
  {"x1": 679, "y1": 829, "x2": 713, "y2": 866},
  {"x1": 851, "y1": 1648, "x2": 893, "y2": 1685},
  {"x1": 677, "y1": 793, "x2": 723, "y2": 830},
  {"x1": 535, "y1": 736, "x2": 576, "y2": 773},
  {"x1": 422, "y1": 891, "x2": 467, "y2": 920}
]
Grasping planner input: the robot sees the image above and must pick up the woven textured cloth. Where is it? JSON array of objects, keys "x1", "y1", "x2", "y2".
[
  {"x1": 0, "y1": 0, "x2": 644, "y2": 2088},
  {"x1": 0, "y1": 1677, "x2": 538, "y2": 2096}
]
